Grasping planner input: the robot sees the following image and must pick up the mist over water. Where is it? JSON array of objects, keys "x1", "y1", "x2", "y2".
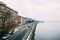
[{"x1": 34, "y1": 22, "x2": 60, "y2": 40}]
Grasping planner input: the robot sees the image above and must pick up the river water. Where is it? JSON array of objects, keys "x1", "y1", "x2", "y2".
[{"x1": 34, "y1": 22, "x2": 60, "y2": 40}]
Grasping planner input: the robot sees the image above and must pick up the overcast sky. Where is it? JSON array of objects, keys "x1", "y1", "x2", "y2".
[{"x1": 0, "y1": 0, "x2": 60, "y2": 21}]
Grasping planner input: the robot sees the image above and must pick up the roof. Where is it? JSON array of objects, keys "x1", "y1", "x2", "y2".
[
  {"x1": 0, "y1": 2, "x2": 18, "y2": 14},
  {"x1": 0, "y1": 2, "x2": 6, "y2": 6}
]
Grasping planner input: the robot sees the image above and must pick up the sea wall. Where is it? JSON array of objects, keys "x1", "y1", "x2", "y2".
[{"x1": 22, "y1": 22, "x2": 38, "y2": 40}]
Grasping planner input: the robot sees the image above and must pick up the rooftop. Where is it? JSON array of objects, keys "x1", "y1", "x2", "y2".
[{"x1": 0, "y1": 2, "x2": 6, "y2": 6}]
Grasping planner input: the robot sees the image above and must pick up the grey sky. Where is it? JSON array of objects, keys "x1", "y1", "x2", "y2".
[{"x1": 0, "y1": 0, "x2": 60, "y2": 21}]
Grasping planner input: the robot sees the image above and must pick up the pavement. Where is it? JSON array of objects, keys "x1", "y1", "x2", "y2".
[
  {"x1": 0, "y1": 22, "x2": 38, "y2": 40},
  {"x1": 6, "y1": 23, "x2": 33, "y2": 40},
  {"x1": 7, "y1": 28, "x2": 28, "y2": 40}
]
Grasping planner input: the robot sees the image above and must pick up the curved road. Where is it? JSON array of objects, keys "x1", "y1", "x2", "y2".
[{"x1": 7, "y1": 29, "x2": 28, "y2": 40}]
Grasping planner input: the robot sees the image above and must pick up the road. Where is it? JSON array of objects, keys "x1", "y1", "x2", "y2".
[
  {"x1": 7, "y1": 29, "x2": 28, "y2": 40},
  {"x1": 1, "y1": 22, "x2": 38, "y2": 40},
  {"x1": 6, "y1": 23, "x2": 33, "y2": 40}
]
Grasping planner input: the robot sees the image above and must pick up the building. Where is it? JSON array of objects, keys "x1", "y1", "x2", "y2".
[
  {"x1": 0, "y1": 2, "x2": 19, "y2": 25},
  {"x1": 18, "y1": 15, "x2": 21, "y2": 24},
  {"x1": 0, "y1": 2, "x2": 21, "y2": 35}
]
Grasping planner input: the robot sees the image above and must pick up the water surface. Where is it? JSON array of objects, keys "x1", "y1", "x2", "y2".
[{"x1": 34, "y1": 22, "x2": 60, "y2": 40}]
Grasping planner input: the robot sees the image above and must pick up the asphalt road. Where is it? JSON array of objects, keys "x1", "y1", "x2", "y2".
[
  {"x1": 0, "y1": 22, "x2": 38, "y2": 40},
  {"x1": 7, "y1": 29, "x2": 28, "y2": 40}
]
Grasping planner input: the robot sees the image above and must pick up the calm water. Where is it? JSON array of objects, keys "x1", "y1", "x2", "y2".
[{"x1": 34, "y1": 22, "x2": 60, "y2": 40}]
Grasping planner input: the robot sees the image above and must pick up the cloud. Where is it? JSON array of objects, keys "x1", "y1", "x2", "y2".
[{"x1": 0, "y1": 0, "x2": 60, "y2": 21}]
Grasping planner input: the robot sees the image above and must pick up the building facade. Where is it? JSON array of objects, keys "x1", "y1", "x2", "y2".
[{"x1": 0, "y1": 2, "x2": 21, "y2": 35}]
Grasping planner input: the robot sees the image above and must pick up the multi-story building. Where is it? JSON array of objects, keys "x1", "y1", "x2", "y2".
[{"x1": 0, "y1": 2, "x2": 21, "y2": 36}]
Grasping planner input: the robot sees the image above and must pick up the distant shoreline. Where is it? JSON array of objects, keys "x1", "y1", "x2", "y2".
[{"x1": 44, "y1": 21, "x2": 60, "y2": 22}]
